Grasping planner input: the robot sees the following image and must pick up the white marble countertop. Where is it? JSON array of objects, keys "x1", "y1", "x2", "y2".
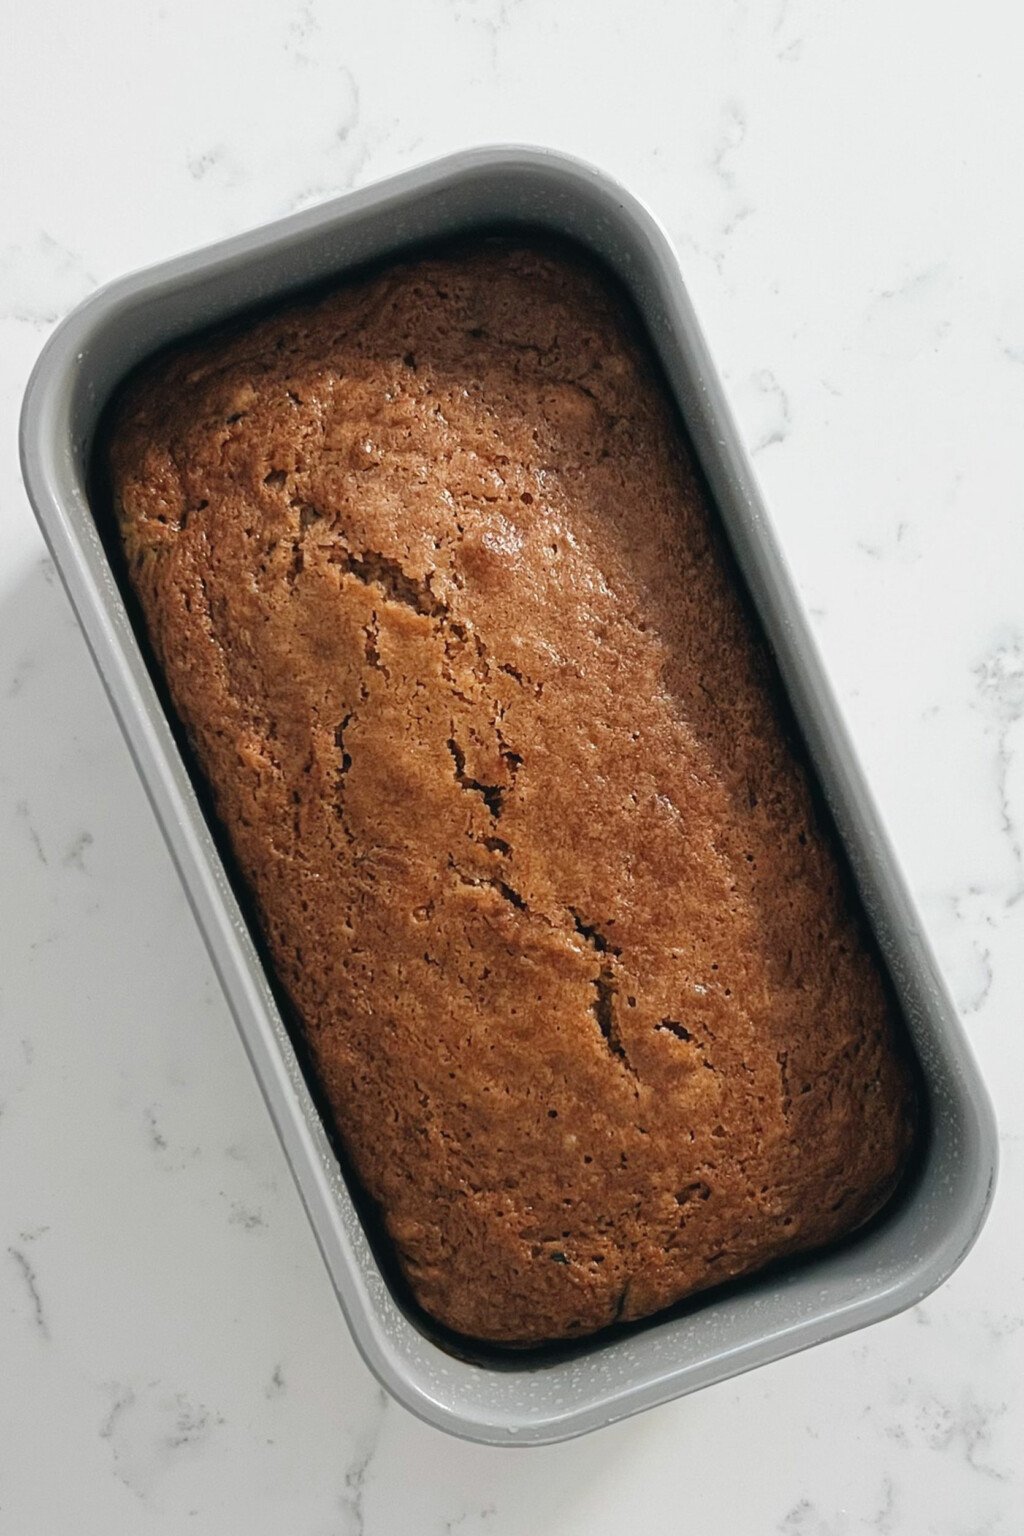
[{"x1": 2, "y1": 2, "x2": 1021, "y2": 1530}]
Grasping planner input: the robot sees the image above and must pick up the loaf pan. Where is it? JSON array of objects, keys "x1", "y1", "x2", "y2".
[{"x1": 20, "y1": 147, "x2": 997, "y2": 1445}]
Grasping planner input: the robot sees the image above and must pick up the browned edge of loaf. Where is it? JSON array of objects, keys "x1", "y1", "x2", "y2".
[{"x1": 106, "y1": 234, "x2": 919, "y2": 1346}]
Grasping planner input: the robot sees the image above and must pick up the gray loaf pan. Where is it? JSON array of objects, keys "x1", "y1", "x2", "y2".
[{"x1": 20, "y1": 147, "x2": 997, "y2": 1445}]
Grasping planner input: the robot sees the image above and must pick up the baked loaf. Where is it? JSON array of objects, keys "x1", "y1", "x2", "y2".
[{"x1": 110, "y1": 240, "x2": 916, "y2": 1345}]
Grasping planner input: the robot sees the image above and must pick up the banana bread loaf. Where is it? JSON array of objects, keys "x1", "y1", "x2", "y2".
[{"x1": 109, "y1": 239, "x2": 916, "y2": 1345}]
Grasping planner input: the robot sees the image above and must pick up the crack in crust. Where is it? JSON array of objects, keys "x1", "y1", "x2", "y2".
[
  {"x1": 571, "y1": 912, "x2": 636, "y2": 1081},
  {"x1": 446, "y1": 736, "x2": 505, "y2": 819},
  {"x1": 329, "y1": 546, "x2": 448, "y2": 618},
  {"x1": 448, "y1": 856, "x2": 528, "y2": 913}
]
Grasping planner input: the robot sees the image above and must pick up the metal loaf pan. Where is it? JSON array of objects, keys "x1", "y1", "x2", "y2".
[{"x1": 20, "y1": 147, "x2": 997, "y2": 1445}]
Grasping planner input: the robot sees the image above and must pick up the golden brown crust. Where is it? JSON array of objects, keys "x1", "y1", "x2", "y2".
[{"x1": 110, "y1": 240, "x2": 916, "y2": 1344}]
